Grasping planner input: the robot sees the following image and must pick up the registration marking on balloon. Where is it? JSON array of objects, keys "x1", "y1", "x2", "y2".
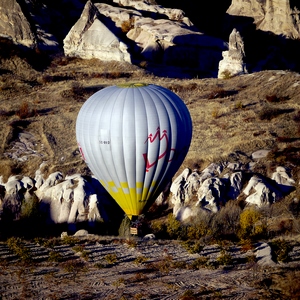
[{"x1": 143, "y1": 127, "x2": 175, "y2": 172}]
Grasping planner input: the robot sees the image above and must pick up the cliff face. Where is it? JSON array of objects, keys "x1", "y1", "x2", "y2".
[{"x1": 227, "y1": 0, "x2": 300, "y2": 39}]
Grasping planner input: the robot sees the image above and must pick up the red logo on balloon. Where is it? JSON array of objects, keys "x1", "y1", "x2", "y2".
[{"x1": 143, "y1": 127, "x2": 175, "y2": 172}]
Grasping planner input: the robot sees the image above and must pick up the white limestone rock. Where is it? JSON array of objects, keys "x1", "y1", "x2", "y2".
[
  {"x1": 63, "y1": 0, "x2": 131, "y2": 63},
  {"x1": 196, "y1": 177, "x2": 226, "y2": 212},
  {"x1": 255, "y1": 242, "x2": 276, "y2": 266},
  {"x1": 74, "y1": 229, "x2": 89, "y2": 236},
  {"x1": 243, "y1": 176, "x2": 282, "y2": 206},
  {"x1": 227, "y1": 0, "x2": 300, "y2": 39},
  {"x1": 0, "y1": 0, "x2": 36, "y2": 48},
  {"x1": 272, "y1": 166, "x2": 295, "y2": 193},
  {"x1": 252, "y1": 149, "x2": 271, "y2": 160},
  {"x1": 127, "y1": 17, "x2": 226, "y2": 74},
  {"x1": 113, "y1": 0, "x2": 191, "y2": 25},
  {"x1": 218, "y1": 28, "x2": 247, "y2": 78},
  {"x1": 227, "y1": 172, "x2": 243, "y2": 200},
  {"x1": 143, "y1": 233, "x2": 156, "y2": 240}
]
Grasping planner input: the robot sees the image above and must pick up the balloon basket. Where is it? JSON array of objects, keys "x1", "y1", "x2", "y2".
[
  {"x1": 130, "y1": 227, "x2": 138, "y2": 235},
  {"x1": 130, "y1": 216, "x2": 142, "y2": 236}
]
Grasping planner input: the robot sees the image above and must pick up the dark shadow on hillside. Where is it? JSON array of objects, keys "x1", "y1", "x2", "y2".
[{"x1": 222, "y1": 15, "x2": 300, "y2": 73}]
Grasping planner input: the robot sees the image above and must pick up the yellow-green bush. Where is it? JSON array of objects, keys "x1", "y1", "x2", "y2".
[{"x1": 238, "y1": 207, "x2": 266, "y2": 240}]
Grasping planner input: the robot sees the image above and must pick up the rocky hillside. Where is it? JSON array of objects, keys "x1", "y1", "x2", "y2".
[
  {"x1": 0, "y1": 0, "x2": 300, "y2": 238},
  {"x1": 1, "y1": 44, "x2": 300, "y2": 234},
  {"x1": 0, "y1": 0, "x2": 300, "y2": 75}
]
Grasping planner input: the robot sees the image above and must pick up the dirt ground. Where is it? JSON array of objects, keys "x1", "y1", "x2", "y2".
[
  {"x1": 1, "y1": 234, "x2": 300, "y2": 300},
  {"x1": 1, "y1": 56, "x2": 300, "y2": 180}
]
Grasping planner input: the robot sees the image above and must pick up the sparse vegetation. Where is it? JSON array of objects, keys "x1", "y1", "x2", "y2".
[
  {"x1": 217, "y1": 250, "x2": 233, "y2": 266},
  {"x1": 220, "y1": 70, "x2": 233, "y2": 79},
  {"x1": 48, "y1": 250, "x2": 63, "y2": 262},
  {"x1": 121, "y1": 18, "x2": 135, "y2": 33},
  {"x1": 2, "y1": 31, "x2": 300, "y2": 299},
  {"x1": 269, "y1": 239, "x2": 292, "y2": 263},
  {"x1": 6, "y1": 237, "x2": 32, "y2": 264},
  {"x1": 16, "y1": 101, "x2": 37, "y2": 119}
]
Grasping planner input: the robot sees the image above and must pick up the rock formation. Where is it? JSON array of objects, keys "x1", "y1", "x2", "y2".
[
  {"x1": 0, "y1": 0, "x2": 36, "y2": 48},
  {"x1": 218, "y1": 28, "x2": 247, "y2": 78},
  {"x1": 227, "y1": 0, "x2": 300, "y2": 39},
  {"x1": 0, "y1": 163, "x2": 117, "y2": 229},
  {"x1": 0, "y1": 0, "x2": 61, "y2": 50},
  {"x1": 170, "y1": 152, "x2": 296, "y2": 222},
  {"x1": 63, "y1": 0, "x2": 227, "y2": 76},
  {"x1": 63, "y1": 1, "x2": 132, "y2": 63}
]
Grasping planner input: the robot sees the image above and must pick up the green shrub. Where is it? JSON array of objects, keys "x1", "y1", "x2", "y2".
[
  {"x1": 6, "y1": 237, "x2": 32, "y2": 264},
  {"x1": 190, "y1": 256, "x2": 209, "y2": 269},
  {"x1": 72, "y1": 245, "x2": 84, "y2": 253},
  {"x1": 179, "y1": 289, "x2": 197, "y2": 300},
  {"x1": 238, "y1": 207, "x2": 266, "y2": 240},
  {"x1": 61, "y1": 235, "x2": 80, "y2": 246},
  {"x1": 48, "y1": 251, "x2": 63, "y2": 262},
  {"x1": 217, "y1": 250, "x2": 233, "y2": 266},
  {"x1": 62, "y1": 260, "x2": 86, "y2": 281},
  {"x1": 166, "y1": 213, "x2": 182, "y2": 239},
  {"x1": 181, "y1": 240, "x2": 204, "y2": 254},
  {"x1": 150, "y1": 218, "x2": 167, "y2": 238},
  {"x1": 134, "y1": 255, "x2": 149, "y2": 265},
  {"x1": 220, "y1": 70, "x2": 233, "y2": 79},
  {"x1": 43, "y1": 238, "x2": 61, "y2": 248},
  {"x1": 20, "y1": 194, "x2": 40, "y2": 220},
  {"x1": 105, "y1": 253, "x2": 118, "y2": 266},
  {"x1": 269, "y1": 239, "x2": 292, "y2": 263}
]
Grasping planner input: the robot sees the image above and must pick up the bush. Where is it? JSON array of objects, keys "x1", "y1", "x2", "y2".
[
  {"x1": 217, "y1": 250, "x2": 233, "y2": 266},
  {"x1": 6, "y1": 237, "x2": 32, "y2": 264},
  {"x1": 238, "y1": 207, "x2": 266, "y2": 240},
  {"x1": 210, "y1": 202, "x2": 242, "y2": 241},
  {"x1": 166, "y1": 213, "x2": 182, "y2": 239},
  {"x1": 16, "y1": 101, "x2": 36, "y2": 119},
  {"x1": 121, "y1": 18, "x2": 135, "y2": 33},
  {"x1": 62, "y1": 260, "x2": 86, "y2": 281},
  {"x1": 134, "y1": 255, "x2": 149, "y2": 265},
  {"x1": 269, "y1": 239, "x2": 292, "y2": 263},
  {"x1": 266, "y1": 94, "x2": 289, "y2": 103},
  {"x1": 20, "y1": 194, "x2": 40, "y2": 220},
  {"x1": 181, "y1": 240, "x2": 204, "y2": 254},
  {"x1": 61, "y1": 235, "x2": 80, "y2": 246},
  {"x1": 189, "y1": 256, "x2": 209, "y2": 269},
  {"x1": 48, "y1": 251, "x2": 63, "y2": 262},
  {"x1": 220, "y1": 70, "x2": 233, "y2": 79}
]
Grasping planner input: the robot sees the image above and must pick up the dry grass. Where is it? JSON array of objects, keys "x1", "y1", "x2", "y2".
[{"x1": 1, "y1": 54, "x2": 300, "y2": 180}]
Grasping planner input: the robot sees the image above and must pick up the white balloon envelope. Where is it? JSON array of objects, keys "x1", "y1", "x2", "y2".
[{"x1": 76, "y1": 83, "x2": 192, "y2": 219}]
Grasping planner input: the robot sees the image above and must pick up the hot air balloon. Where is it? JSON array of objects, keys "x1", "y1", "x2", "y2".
[{"x1": 76, "y1": 83, "x2": 192, "y2": 221}]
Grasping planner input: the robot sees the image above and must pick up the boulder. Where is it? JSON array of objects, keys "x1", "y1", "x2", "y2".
[
  {"x1": 272, "y1": 166, "x2": 295, "y2": 193},
  {"x1": 63, "y1": 0, "x2": 226, "y2": 76},
  {"x1": 0, "y1": 0, "x2": 36, "y2": 48},
  {"x1": 218, "y1": 28, "x2": 247, "y2": 78},
  {"x1": 0, "y1": 0, "x2": 60, "y2": 50},
  {"x1": 227, "y1": 0, "x2": 300, "y2": 39},
  {"x1": 255, "y1": 242, "x2": 276, "y2": 266},
  {"x1": 63, "y1": 0, "x2": 131, "y2": 63},
  {"x1": 243, "y1": 176, "x2": 282, "y2": 206},
  {"x1": 196, "y1": 177, "x2": 226, "y2": 212},
  {"x1": 127, "y1": 17, "x2": 226, "y2": 75}
]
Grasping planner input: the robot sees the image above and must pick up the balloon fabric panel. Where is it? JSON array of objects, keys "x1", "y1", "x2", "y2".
[{"x1": 76, "y1": 84, "x2": 192, "y2": 219}]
